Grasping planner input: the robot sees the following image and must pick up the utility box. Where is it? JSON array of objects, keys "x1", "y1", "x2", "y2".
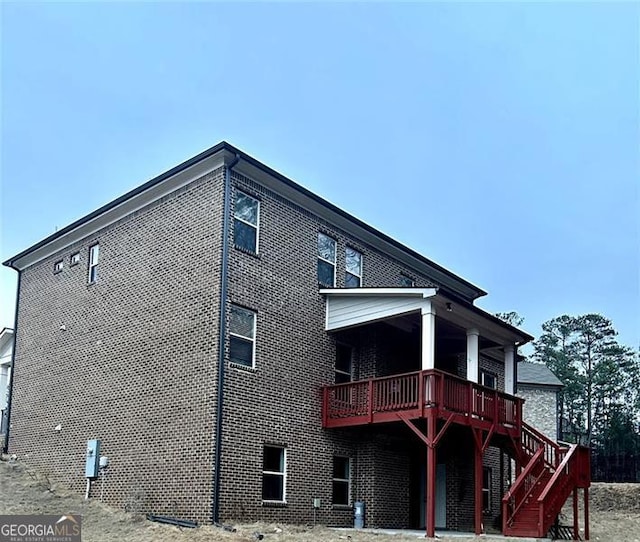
[
  {"x1": 85, "y1": 439, "x2": 101, "y2": 478},
  {"x1": 354, "y1": 501, "x2": 365, "y2": 529}
]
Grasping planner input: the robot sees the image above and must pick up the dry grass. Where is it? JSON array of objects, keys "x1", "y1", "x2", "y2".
[{"x1": 1, "y1": 456, "x2": 639, "y2": 542}]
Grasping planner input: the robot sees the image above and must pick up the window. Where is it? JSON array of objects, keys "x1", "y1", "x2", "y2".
[
  {"x1": 229, "y1": 305, "x2": 256, "y2": 367},
  {"x1": 399, "y1": 274, "x2": 415, "y2": 287},
  {"x1": 345, "y1": 247, "x2": 362, "y2": 287},
  {"x1": 332, "y1": 456, "x2": 351, "y2": 506},
  {"x1": 335, "y1": 344, "x2": 352, "y2": 384},
  {"x1": 317, "y1": 233, "x2": 336, "y2": 286},
  {"x1": 481, "y1": 371, "x2": 497, "y2": 390},
  {"x1": 88, "y1": 244, "x2": 99, "y2": 284},
  {"x1": 482, "y1": 467, "x2": 492, "y2": 512},
  {"x1": 234, "y1": 191, "x2": 259, "y2": 253},
  {"x1": 262, "y1": 445, "x2": 286, "y2": 502},
  {"x1": 70, "y1": 252, "x2": 80, "y2": 266},
  {"x1": 53, "y1": 260, "x2": 63, "y2": 273}
]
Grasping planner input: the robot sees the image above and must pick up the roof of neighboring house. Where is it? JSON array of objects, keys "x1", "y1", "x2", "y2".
[{"x1": 518, "y1": 362, "x2": 563, "y2": 388}]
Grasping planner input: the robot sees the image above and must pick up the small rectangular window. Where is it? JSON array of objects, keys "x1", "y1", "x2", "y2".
[
  {"x1": 399, "y1": 275, "x2": 415, "y2": 287},
  {"x1": 345, "y1": 247, "x2": 362, "y2": 287},
  {"x1": 482, "y1": 467, "x2": 492, "y2": 512},
  {"x1": 335, "y1": 344, "x2": 353, "y2": 384},
  {"x1": 234, "y1": 191, "x2": 260, "y2": 253},
  {"x1": 53, "y1": 260, "x2": 63, "y2": 273},
  {"x1": 229, "y1": 305, "x2": 256, "y2": 368},
  {"x1": 317, "y1": 233, "x2": 336, "y2": 287},
  {"x1": 70, "y1": 252, "x2": 80, "y2": 266},
  {"x1": 88, "y1": 244, "x2": 99, "y2": 284},
  {"x1": 332, "y1": 456, "x2": 351, "y2": 506},
  {"x1": 481, "y1": 371, "x2": 497, "y2": 390},
  {"x1": 262, "y1": 445, "x2": 286, "y2": 502}
]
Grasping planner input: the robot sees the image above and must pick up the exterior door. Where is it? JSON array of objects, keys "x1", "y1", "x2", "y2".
[{"x1": 419, "y1": 463, "x2": 447, "y2": 530}]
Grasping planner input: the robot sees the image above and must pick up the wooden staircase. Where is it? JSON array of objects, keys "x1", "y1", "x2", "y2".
[{"x1": 503, "y1": 422, "x2": 591, "y2": 538}]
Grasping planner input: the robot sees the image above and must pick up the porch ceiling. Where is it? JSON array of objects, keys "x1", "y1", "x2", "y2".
[{"x1": 320, "y1": 288, "x2": 532, "y2": 346}]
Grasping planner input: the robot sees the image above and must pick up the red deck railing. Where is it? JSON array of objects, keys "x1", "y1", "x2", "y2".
[{"x1": 322, "y1": 369, "x2": 523, "y2": 433}]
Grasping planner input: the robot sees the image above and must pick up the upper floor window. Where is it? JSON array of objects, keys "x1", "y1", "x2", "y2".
[
  {"x1": 70, "y1": 252, "x2": 80, "y2": 266},
  {"x1": 88, "y1": 244, "x2": 99, "y2": 284},
  {"x1": 53, "y1": 260, "x2": 63, "y2": 274},
  {"x1": 399, "y1": 274, "x2": 415, "y2": 287},
  {"x1": 481, "y1": 371, "x2": 497, "y2": 390},
  {"x1": 262, "y1": 445, "x2": 286, "y2": 502},
  {"x1": 345, "y1": 248, "x2": 362, "y2": 287},
  {"x1": 317, "y1": 233, "x2": 336, "y2": 287},
  {"x1": 234, "y1": 191, "x2": 260, "y2": 253},
  {"x1": 335, "y1": 344, "x2": 353, "y2": 384},
  {"x1": 332, "y1": 456, "x2": 351, "y2": 506},
  {"x1": 229, "y1": 304, "x2": 256, "y2": 368}
]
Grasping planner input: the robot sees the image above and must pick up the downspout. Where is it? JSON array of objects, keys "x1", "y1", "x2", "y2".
[
  {"x1": 2, "y1": 269, "x2": 21, "y2": 454},
  {"x1": 212, "y1": 154, "x2": 240, "y2": 523}
]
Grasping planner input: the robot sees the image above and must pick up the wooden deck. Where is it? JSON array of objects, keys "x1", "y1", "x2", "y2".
[{"x1": 322, "y1": 368, "x2": 523, "y2": 437}]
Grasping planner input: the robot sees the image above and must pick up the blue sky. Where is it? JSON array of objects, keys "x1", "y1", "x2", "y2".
[{"x1": 1, "y1": 2, "x2": 638, "y2": 349}]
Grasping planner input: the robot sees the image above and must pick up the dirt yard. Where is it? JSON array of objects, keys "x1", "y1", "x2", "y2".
[{"x1": 1, "y1": 457, "x2": 638, "y2": 542}]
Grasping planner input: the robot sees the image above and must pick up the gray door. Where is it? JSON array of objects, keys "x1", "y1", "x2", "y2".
[{"x1": 418, "y1": 463, "x2": 447, "y2": 530}]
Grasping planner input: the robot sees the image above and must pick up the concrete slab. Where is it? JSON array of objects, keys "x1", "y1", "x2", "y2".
[{"x1": 331, "y1": 527, "x2": 551, "y2": 541}]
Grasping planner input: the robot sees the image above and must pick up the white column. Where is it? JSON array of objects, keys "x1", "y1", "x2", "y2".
[
  {"x1": 421, "y1": 302, "x2": 436, "y2": 370},
  {"x1": 466, "y1": 328, "x2": 479, "y2": 383},
  {"x1": 504, "y1": 344, "x2": 515, "y2": 395}
]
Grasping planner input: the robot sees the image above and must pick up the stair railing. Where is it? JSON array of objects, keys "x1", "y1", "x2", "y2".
[{"x1": 502, "y1": 446, "x2": 546, "y2": 529}]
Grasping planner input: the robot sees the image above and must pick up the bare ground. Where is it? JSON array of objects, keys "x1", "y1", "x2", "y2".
[{"x1": 1, "y1": 457, "x2": 639, "y2": 542}]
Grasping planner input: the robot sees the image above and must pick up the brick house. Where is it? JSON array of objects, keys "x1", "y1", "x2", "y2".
[
  {"x1": 517, "y1": 362, "x2": 563, "y2": 442},
  {"x1": 3, "y1": 142, "x2": 589, "y2": 538}
]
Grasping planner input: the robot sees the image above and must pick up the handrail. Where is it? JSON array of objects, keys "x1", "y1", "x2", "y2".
[
  {"x1": 502, "y1": 445, "x2": 545, "y2": 503},
  {"x1": 521, "y1": 421, "x2": 564, "y2": 468},
  {"x1": 537, "y1": 444, "x2": 578, "y2": 503},
  {"x1": 502, "y1": 446, "x2": 545, "y2": 528}
]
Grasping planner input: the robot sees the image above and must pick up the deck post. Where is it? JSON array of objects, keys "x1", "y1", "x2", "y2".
[
  {"x1": 425, "y1": 416, "x2": 436, "y2": 538},
  {"x1": 474, "y1": 429, "x2": 483, "y2": 535},
  {"x1": 572, "y1": 487, "x2": 579, "y2": 540},
  {"x1": 584, "y1": 487, "x2": 589, "y2": 540},
  {"x1": 421, "y1": 303, "x2": 436, "y2": 371}
]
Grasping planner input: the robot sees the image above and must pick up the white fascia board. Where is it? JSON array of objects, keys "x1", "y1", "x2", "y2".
[
  {"x1": 9, "y1": 152, "x2": 228, "y2": 271},
  {"x1": 320, "y1": 287, "x2": 438, "y2": 299}
]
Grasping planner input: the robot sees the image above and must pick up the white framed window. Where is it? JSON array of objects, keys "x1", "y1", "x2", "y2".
[
  {"x1": 482, "y1": 467, "x2": 492, "y2": 512},
  {"x1": 53, "y1": 260, "x2": 63, "y2": 273},
  {"x1": 399, "y1": 274, "x2": 415, "y2": 287},
  {"x1": 317, "y1": 233, "x2": 336, "y2": 287},
  {"x1": 229, "y1": 305, "x2": 256, "y2": 368},
  {"x1": 234, "y1": 191, "x2": 260, "y2": 253},
  {"x1": 481, "y1": 371, "x2": 497, "y2": 390},
  {"x1": 88, "y1": 244, "x2": 99, "y2": 284},
  {"x1": 332, "y1": 456, "x2": 351, "y2": 506},
  {"x1": 70, "y1": 252, "x2": 80, "y2": 266},
  {"x1": 345, "y1": 247, "x2": 362, "y2": 287},
  {"x1": 335, "y1": 344, "x2": 352, "y2": 384},
  {"x1": 262, "y1": 445, "x2": 286, "y2": 502}
]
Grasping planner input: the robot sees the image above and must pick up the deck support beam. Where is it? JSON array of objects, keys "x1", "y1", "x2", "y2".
[
  {"x1": 426, "y1": 416, "x2": 436, "y2": 538},
  {"x1": 573, "y1": 487, "x2": 579, "y2": 540},
  {"x1": 584, "y1": 487, "x2": 589, "y2": 540}
]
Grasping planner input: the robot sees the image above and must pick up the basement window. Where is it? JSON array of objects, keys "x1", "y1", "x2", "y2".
[
  {"x1": 262, "y1": 445, "x2": 286, "y2": 503},
  {"x1": 482, "y1": 467, "x2": 492, "y2": 513},
  {"x1": 332, "y1": 456, "x2": 351, "y2": 506}
]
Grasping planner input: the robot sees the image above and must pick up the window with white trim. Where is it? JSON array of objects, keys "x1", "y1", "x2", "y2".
[
  {"x1": 88, "y1": 244, "x2": 99, "y2": 284},
  {"x1": 399, "y1": 274, "x2": 415, "y2": 287},
  {"x1": 53, "y1": 260, "x2": 63, "y2": 273},
  {"x1": 229, "y1": 305, "x2": 256, "y2": 368},
  {"x1": 332, "y1": 456, "x2": 351, "y2": 506},
  {"x1": 345, "y1": 247, "x2": 362, "y2": 287},
  {"x1": 70, "y1": 252, "x2": 80, "y2": 266},
  {"x1": 317, "y1": 233, "x2": 336, "y2": 287},
  {"x1": 262, "y1": 445, "x2": 286, "y2": 502},
  {"x1": 335, "y1": 344, "x2": 353, "y2": 384},
  {"x1": 481, "y1": 371, "x2": 497, "y2": 390},
  {"x1": 234, "y1": 191, "x2": 260, "y2": 253},
  {"x1": 482, "y1": 467, "x2": 492, "y2": 512}
]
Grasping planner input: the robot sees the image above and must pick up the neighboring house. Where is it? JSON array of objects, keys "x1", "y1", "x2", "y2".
[
  {"x1": 517, "y1": 362, "x2": 563, "y2": 442},
  {"x1": 0, "y1": 327, "x2": 14, "y2": 445},
  {"x1": 2, "y1": 142, "x2": 589, "y2": 539}
]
